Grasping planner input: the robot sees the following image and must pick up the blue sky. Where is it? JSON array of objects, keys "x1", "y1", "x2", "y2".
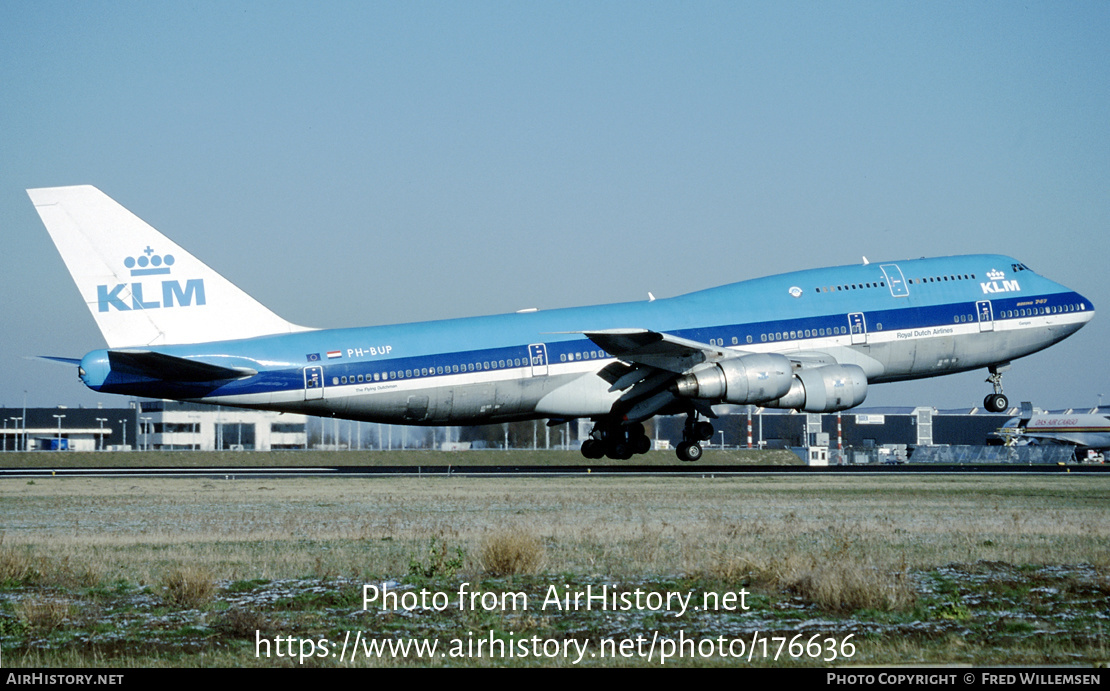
[{"x1": 2, "y1": 1, "x2": 1108, "y2": 410}]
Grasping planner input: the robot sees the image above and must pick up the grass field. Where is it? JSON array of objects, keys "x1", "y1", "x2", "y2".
[{"x1": 1, "y1": 469, "x2": 1107, "y2": 667}]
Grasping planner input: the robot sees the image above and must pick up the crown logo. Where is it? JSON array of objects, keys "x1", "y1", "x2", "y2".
[
  {"x1": 123, "y1": 246, "x2": 174, "y2": 276},
  {"x1": 986, "y1": 269, "x2": 1005, "y2": 281}
]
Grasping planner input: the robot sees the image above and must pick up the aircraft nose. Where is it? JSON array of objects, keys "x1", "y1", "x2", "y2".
[{"x1": 1079, "y1": 294, "x2": 1096, "y2": 322}]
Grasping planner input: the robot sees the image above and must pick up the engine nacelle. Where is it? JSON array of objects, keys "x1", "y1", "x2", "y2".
[
  {"x1": 765, "y1": 364, "x2": 867, "y2": 412},
  {"x1": 671, "y1": 353, "x2": 794, "y2": 404}
]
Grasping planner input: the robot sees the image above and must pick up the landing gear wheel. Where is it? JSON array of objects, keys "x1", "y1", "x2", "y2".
[
  {"x1": 586, "y1": 420, "x2": 651, "y2": 461},
  {"x1": 676, "y1": 441, "x2": 703, "y2": 462},
  {"x1": 581, "y1": 439, "x2": 605, "y2": 459},
  {"x1": 984, "y1": 393, "x2": 1008, "y2": 413},
  {"x1": 984, "y1": 364, "x2": 1010, "y2": 413},
  {"x1": 606, "y1": 441, "x2": 633, "y2": 461}
]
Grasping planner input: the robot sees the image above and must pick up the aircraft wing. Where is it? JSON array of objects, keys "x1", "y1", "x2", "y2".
[
  {"x1": 107, "y1": 350, "x2": 257, "y2": 382},
  {"x1": 578, "y1": 328, "x2": 833, "y2": 422},
  {"x1": 581, "y1": 328, "x2": 837, "y2": 371},
  {"x1": 580, "y1": 328, "x2": 731, "y2": 373}
]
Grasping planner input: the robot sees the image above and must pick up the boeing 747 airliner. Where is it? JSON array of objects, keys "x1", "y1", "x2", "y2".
[{"x1": 28, "y1": 185, "x2": 1094, "y2": 461}]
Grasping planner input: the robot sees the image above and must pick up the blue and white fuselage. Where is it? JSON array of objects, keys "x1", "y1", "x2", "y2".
[{"x1": 30, "y1": 186, "x2": 1094, "y2": 461}]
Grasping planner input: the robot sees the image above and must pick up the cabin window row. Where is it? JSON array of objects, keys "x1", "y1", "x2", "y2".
[
  {"x1": 815, "y1": 282, "x2": 885, "y2": 293},
  {"x1": 999, "y1": 303, "x2": 1087, "y2": 319},
  {"x1": 760, "y1": 326, "x2": 848, "y2": 342},
  {"x1": 558, "y1": 350, "x2": 604, "y2": 362},
  {"x1": 331, "y1": 358, "x2": 531, "y2": 386},
  {"x1": 908, "y1": 274, "x2": 975, "y2": 285},
  {"x1": 814, "y1": 274, "x2": 980, "y2": 294}
]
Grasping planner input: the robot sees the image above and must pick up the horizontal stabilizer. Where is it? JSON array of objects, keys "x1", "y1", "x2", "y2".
[
  {"x1": 108, "y1": 349, "x2": 257, "y2": 382},
  {"x1": 37, "y1": 356, "x2": 83, "y2": 366}
]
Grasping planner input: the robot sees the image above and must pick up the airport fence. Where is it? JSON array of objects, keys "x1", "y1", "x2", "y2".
[{"x1": 908, "y1": 445, "x2": 1076, "y2": 464}]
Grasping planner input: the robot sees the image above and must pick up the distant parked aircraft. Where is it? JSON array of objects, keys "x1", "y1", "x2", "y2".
[{"x1": 992, "y1": 402, "x2": 1110, "y2": 455}]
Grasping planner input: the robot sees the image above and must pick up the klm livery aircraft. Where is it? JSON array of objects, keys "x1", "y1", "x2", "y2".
[{"x1": 29, "y1": 185, "x2": 1094, "y2": 461}]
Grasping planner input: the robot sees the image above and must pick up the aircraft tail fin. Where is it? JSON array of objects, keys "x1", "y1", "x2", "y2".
[{"x1": 27, "y1": 185, "x2": 311, "y2": 348}]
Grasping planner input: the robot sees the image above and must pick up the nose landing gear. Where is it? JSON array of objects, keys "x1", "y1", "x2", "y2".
[
  {"x1": 676, "y1": 416, "x2": 714, "y2": 462},
  {"x1": 983, "y1": 364, "x2": 1010, "y2": 413}
]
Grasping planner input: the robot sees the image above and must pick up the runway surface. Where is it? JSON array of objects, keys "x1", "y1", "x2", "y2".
[{"x1": 2, "y1": 464, "x2": 1107, "y2": 478}]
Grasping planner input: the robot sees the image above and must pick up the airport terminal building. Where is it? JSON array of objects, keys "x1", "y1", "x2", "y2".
[
  {"x1": 651, "y1": 405, "x2": 1017, "y2": 450},
  {"x1": 134, "y1": 401, "x2": 308, "y2": 451},
  {"x1": 1, "y1": 402, "x2": 306, "y2": 451},
  {"x1": 0, "y1": 405, "x2": 137, "y2": 451}
]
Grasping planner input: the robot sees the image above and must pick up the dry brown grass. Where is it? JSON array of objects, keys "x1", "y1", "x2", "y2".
[
  {"x1": 214, "y1": 607, "x2": 271, "y2": 638},
  {"x1": 0, "y1": 475, "x2": 1106, "y2": 586},
  {"x1": 16, "y1": 596, "x2": 72, "y2": 631},
  {"x1": 0, "y1": 540, "x2": 41, "y2": 585},
  {"x1": 770, "y1": 529, "x2": 916, "y2": 611},
  {"x1": 695, "y1": 526, "x2": 919, "y2": 612},
  {"x1": 479, "y1": 529, "x2": 546, "y2": 576},
  {"x1": 695, "y1": 551, "x2": 756, "y2": 584},
  {"x1": 755, "y1": 551, "x2": 917, "y2": 612},
  {"x1": 161, "y1": 565, "x2": 216, "y2": 608},
  {"x1": 1, "y1": 473, "x2": 1106, "y2": 667}
]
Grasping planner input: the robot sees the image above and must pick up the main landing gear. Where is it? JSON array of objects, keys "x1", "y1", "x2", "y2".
[
  {"x1": 579, "y1": 414, "x2": 716, "y2": 462},
  {"x1": 983, "y1": 364, "x2": 1010, "y2": 413},
  {"x1": 580, "y1": 421, "x2": 652, "y2": 461},
  {"x1": 676, "y1": 416, "x2": 714, "y2": 462}
]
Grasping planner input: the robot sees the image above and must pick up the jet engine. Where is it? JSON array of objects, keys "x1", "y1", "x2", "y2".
[
  {"x1": 765, "y1": 364, "x2": 867, "y2": 412},
  {"x1": 671, "y1": 353, "x2": 794, "y2": 404}
]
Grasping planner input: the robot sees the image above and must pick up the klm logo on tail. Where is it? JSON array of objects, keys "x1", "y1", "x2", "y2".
[{"x1": 97, "y1": 246, "x2": 206, "y2": 312}]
